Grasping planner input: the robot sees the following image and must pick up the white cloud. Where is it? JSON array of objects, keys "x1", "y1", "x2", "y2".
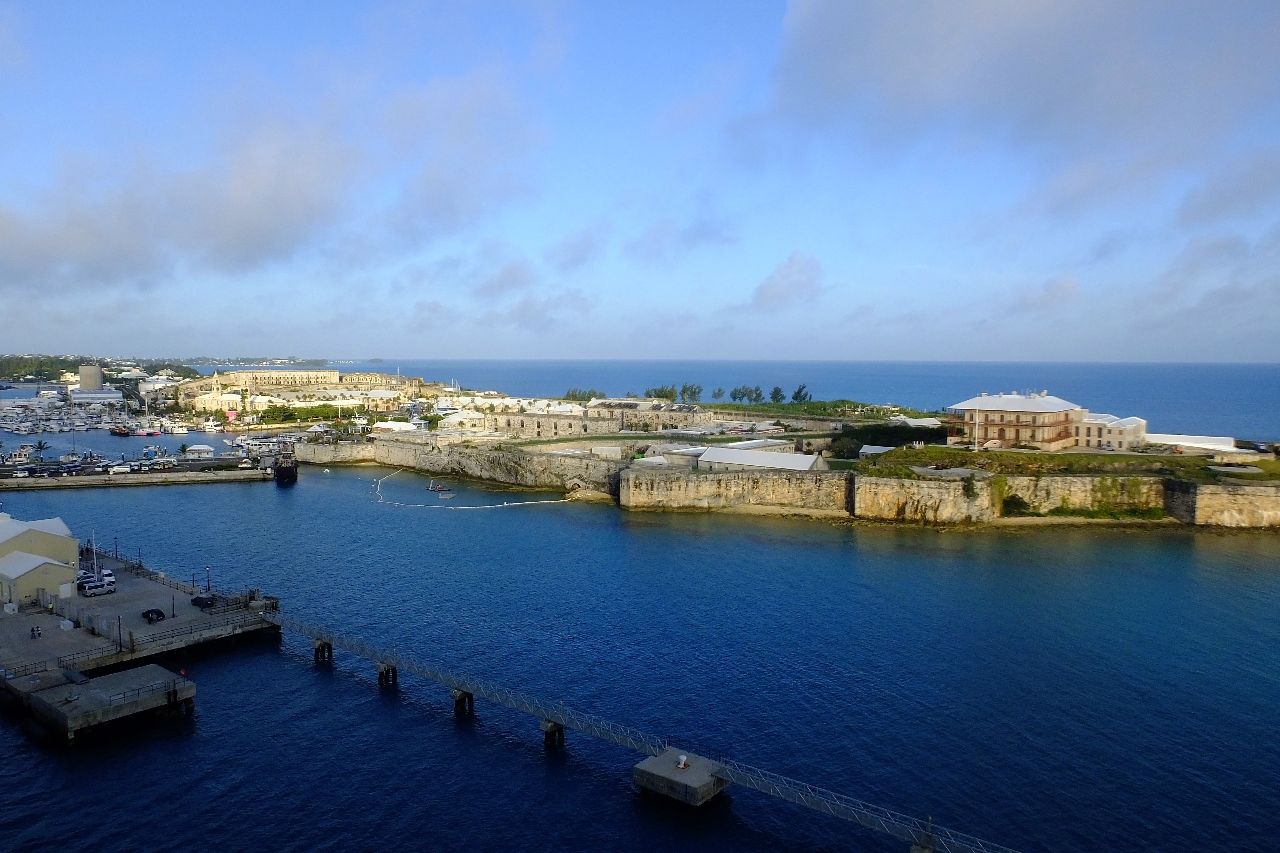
[{"x1": 742, "y1": 253, "x2": 823, "y2": 311}]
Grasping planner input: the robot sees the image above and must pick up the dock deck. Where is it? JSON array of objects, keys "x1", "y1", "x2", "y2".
[
  {"x1": 7, "y1": 663, "x2": 194, "y2": 741},
  {"x1": 0, "y1": 555, "x2": 277, "y2": 680}
]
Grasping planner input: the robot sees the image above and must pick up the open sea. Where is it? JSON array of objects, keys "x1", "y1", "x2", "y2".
[{"x1": 1, "y1": 361, "x2": 1278, "y2": 852}]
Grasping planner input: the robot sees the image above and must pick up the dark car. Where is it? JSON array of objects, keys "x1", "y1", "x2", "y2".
[
  {"x1": 191, "y1": 594, "x2": 216, "y2": 608},
  {"x1": 142, "y1": 608, "x2": 166, "y2": 624}
]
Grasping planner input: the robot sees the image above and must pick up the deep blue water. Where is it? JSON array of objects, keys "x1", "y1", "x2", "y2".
[
  {"x1": 2, "y1": 469, "x2": 1278, "y2": 852},
  {"x1": 192, "y1": 360, "x2": 1280, "y2": 438}
]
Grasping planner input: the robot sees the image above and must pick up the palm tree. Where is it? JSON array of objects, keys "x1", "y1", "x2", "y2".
[{"x1": 32, "y1": 439, "x2": 50, "y2": 460}]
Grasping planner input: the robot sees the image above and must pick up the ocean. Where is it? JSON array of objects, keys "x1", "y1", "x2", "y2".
[
  {"x1": 1, "y1": 467, "x2": 1278, "y2": 852},
  {"x1": 191, "y1": 360, "x2": 1280, "y2": 439}
]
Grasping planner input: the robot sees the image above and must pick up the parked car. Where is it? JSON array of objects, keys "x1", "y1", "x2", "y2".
[
  {"x1": 80, "y1": 580, "x2": 116, "y2": 597},
  {"x1": 142, "y1": 608, "x2": 166, "y2": 624},
  {"x1": 191, "y1": 594, "x2": 216, "y2": 608}
]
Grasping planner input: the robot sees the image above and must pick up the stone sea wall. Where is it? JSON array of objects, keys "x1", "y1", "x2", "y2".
[
  {"x1": 296, "y1": 438, "x2": 626, "y2": 494},
  {"x1": 295, "y1": 441, "x2": 1280, "y2": 527},
  {"x1": 852, "y1": 477, "x2": 992, "y2": 523},
  {"x1": 1166, "y1": 481, "x2": 1280, "y2": 528},
  {"x1": 999, "y1": 475, "x2": 1165, "y2": 513},
  {"x1": 619, "y1": 469, "x2": 850, "y2": 517}
]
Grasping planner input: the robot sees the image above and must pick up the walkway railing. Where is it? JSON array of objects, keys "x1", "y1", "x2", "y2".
[{"x1": 264, "y1": 611, "x2": 1022, "y2": 853}]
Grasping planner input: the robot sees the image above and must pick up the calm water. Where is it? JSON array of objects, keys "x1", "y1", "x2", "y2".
[
  {"x1": 2, "y1": 469, "x2": 1278, "y2": 852},
  {"x1": 192, "y1": 360, "x2": 1280, "y2": 438}
]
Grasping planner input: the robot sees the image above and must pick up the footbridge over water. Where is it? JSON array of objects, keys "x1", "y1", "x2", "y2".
[{"x1": 264, "y1": 611, "x2": 1022, "y2": 853}]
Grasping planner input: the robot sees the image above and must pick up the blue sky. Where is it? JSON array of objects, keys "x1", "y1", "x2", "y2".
[{"x1": 1, "y1": 1, "x2": 1279, "y2": 361}]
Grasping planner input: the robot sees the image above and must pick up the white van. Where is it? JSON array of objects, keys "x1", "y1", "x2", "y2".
[{"x1": 108, "y1": 464, "x2": 131, "y2": 474}]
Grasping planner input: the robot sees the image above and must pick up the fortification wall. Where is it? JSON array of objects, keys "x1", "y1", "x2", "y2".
[
  {"x1": 853, "y1": 477, "x2": 993, "y2": 523},
  {"x1": 619, "y1": 469, "x2": 850, "y2": 517},
  {"x1": 1191, "y1": 483, "x2": 1280, "y2": 527},
  {"x1": 297, "y1": 437, "x2": 624, "y2": 494},
  {"x1": 1000, "y1": 476, "x2": 1165, "y2": 513},
  {"x1": 483, "y1": 409, "x2": 711, "y2": 439}
]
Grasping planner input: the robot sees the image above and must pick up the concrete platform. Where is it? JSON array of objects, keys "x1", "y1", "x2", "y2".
[
  {"x1": 13, "y1": 663, "x2": 194, "y2": 741},
  {"x1": 634, "y1": 748, "x2": 728, "y2": 806},
  {"x1": 0, "y1": 556, "x2": 276, "y2": 679},
  {"x1": 0, "y1": 469, "x2": 271, "y2": 491}
]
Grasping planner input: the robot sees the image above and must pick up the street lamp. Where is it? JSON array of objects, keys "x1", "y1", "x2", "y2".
[{"x1": 205, "y1": 566, "x2": 211, "y2": 592}]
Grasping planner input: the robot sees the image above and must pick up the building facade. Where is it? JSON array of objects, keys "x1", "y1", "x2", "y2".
[{"x1": 949, "y1": 392, "x2": 1147, "y2": 451}]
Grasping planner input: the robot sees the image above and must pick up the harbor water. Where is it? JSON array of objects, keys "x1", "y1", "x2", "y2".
[{"x1": 1, "y1": 467, "x2": 1277, "y2": 852}]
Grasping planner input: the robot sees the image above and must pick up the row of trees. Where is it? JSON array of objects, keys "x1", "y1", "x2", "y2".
[{"x1": 556, "y1": 382, "x2": 815, "y2": 406}]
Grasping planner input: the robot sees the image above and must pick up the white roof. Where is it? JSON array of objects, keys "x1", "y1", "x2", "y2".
[
  {"x1": 186, "y1": 443, "x2": 215, "y2": 452},
  {"x1": 698, "y1": 447, "x2": 822, "y2": 471},
  {"x1": 0, "y1": 513, "x2": 73, "y2": 546},
  {"x1": 949, "y1": 392, "x2": 1081, "y2": 413},
  {"x1": 1146, "y1": 434, "x2": 1238, "y2": 452},
  {"x1": 859, "y1": 445, "x2": 894, "y2": 455},
  {"x1": 889, "y1": 415, "x2": 943, "y2": 428},
  {"x1": 372, "y1": 421, "x2": 417, "y2": 431},
  {"x1": 0, "y1": 550, "x2": 70, "y2": 580},
  {"x1": 722, "y1": 439, "x2": 792, "y2": 450}
]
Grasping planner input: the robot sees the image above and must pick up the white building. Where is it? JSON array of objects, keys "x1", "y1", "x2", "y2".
[{"x1": 949, "y1": 391, "x2": 1147, "y2": 451}]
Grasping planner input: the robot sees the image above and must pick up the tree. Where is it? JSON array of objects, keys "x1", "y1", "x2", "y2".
[
  {"x1": 32, "y1": 440, "x2": 50, "y2": 460},
  {"x1": 712, "y1": 387, "x2": 724, "y2": 401},
  {"x1": 729, "y1": 386, "x2": 745, "y2": 402},
  {"x1": 679, "y1": 383, "x2": 703, "y2": 403},
  {"x1": 644, "y1": 385, "x2": 677, "y2": 400},
  {"x1": 564, "y1": 388, "x2": 605, "y2": 401},
  {"x1": 750, "y1": 386, "x2": 765, "y2": 404},
  {"x1": 770, "y1": 386, "x2": 785, "y2": 404},
  {"x1": 178, "y1": 443, "x2": 189, "y2": 455},
  {"x1": 791, "y1": 383, "x2": 811, "y2": 403}
]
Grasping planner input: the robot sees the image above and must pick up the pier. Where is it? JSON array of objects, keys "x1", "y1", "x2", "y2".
[
  {"x1": 0, "y1": 549, "x2": 278, "y2": 739},
  {"x1": 0, "y1": 468, "x2": 272, "y2": 491},
  {"x1": 265, "y1": 611, "x2": 1020, "y2": 853},
  {"x1": 6, "y1": 663, "x2": 195, "y2": 742}
]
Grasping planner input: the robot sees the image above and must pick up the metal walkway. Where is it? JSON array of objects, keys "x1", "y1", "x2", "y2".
[{"x1": 264, "y1": 611, "x2": 1022, "y2": 853}]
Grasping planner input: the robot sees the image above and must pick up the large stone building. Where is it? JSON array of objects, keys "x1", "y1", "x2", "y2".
[
  {"x1": 177, "y1": 370, "x2": 423, "y2": 415},
  {"x1": 0, "y1": 512, "x2": 77, "y2": 605},
  {"x1": 948, "y1": 391, "x2": 1147, "y2": 451}
]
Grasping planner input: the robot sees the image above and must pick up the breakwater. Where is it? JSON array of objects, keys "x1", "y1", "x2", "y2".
[
  {"x1": 0, "y1": 469, "x2": 271, "y2": 491},
  {"x1": 297, "y1": 439, "x2": 1280, "y2": 528}
]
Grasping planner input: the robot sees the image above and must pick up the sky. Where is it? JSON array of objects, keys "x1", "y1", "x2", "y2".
[{"x1": 1, "y1": 0, "x2": 1279, "y2": 361}]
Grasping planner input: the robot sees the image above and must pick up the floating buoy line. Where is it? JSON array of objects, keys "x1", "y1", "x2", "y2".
[{"x1": 372, "y1": 469, "x2": 570, "y2": 510}]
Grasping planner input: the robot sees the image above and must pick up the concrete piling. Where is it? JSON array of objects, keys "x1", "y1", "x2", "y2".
[
  {"x1": 377, "y1": 664, "x2": 399, "y2": 688},
  {"x1": 540, "y1": 719, "x2": 565, "y2": 749},
  {"x1": 313, "y1": 640, "x2": 333, "y2": 664},
  {"x1": 451, "y1": 689, "x2": 474, "y2": 716}
]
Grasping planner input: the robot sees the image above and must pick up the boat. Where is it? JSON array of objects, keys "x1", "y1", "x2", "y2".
[
  {"x1": 426, "y1": 480, "x2": 453, "y2": 492},
  {"x1": 273, "y1": 451, "x2": 298, "y2": 486},
  {"x1": 109, "y1": 425, "x2": 131, "y2": 436}
]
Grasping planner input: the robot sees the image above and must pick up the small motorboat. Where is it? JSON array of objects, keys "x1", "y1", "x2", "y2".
[{"x1": 427, "y1": 480, "x2": 453, "y2": 492}]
